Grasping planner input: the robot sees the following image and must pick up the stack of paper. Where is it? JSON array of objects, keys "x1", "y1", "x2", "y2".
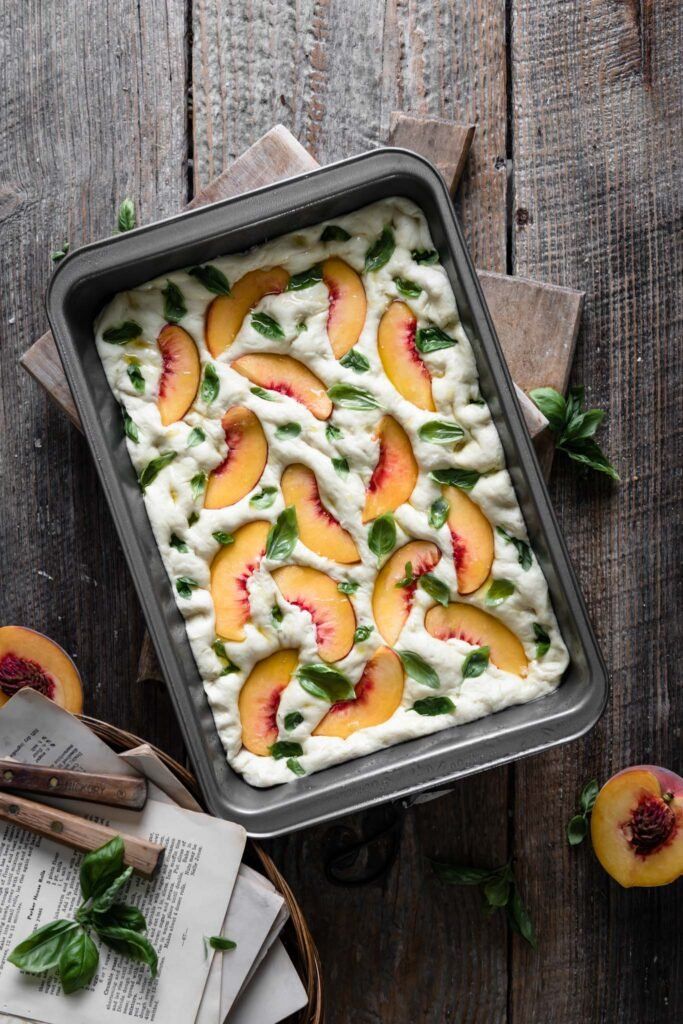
[{"x1": 0, "y1": 690, "x2": 308, "y2": 1024}]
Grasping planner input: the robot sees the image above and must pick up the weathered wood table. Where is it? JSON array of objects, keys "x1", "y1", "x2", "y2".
[{"x1": 1, "y1": 3, "x2": 681, "y2": 1022}]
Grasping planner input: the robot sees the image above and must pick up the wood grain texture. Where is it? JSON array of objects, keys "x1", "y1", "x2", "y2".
[
  {"x1": 387, "y1": 112, "x2": 475, "y2": 193},
  {"x1": 0, "y1": 759, "x2": 148, "y2": 810}
]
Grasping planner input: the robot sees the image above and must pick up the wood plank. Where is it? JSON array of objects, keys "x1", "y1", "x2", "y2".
[
  {"x1": 510, "y1": 2, "x2": 683, "y2": 1023},
  {"x1": 387, "y1": 112, "x2": 475, "y2": 194}
]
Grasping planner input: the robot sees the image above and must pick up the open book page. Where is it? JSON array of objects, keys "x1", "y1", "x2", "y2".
[{"x1": 226, "y1": 941, "x2": 308, "y2": 1024}]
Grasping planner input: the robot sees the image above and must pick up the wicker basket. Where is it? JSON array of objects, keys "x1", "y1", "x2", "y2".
[{"x1": 79, "y1": 715, "x2": 323, "y2": 1024}]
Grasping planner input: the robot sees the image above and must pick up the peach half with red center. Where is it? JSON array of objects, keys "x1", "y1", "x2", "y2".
[
  {"x1": 591, "y1": 766, "x2": 683, "y2": 888},
  {"x1": 206, "y1": 267, "x2": 289, "y2": 357},
  {"x1": 210, "y1": 521, "x2": 270, "y2": 641},
  {"x1": 231, "y1": 354, "x2": 332, "y2": 421},
  {"x1": 362, "y1": 415, "x2": 418, "y2": 524},
  {"x1": 313, "y1": 647, "x2": 404, "y2": 739},
  {"x1": 444, "y1": 486, "x2": 494, "y2": 594},
  {"x1": 272, "y1": 565, "x2": 356, "y2": 663},
  {"x1": 204, "y1": 407, "x2": 267, "y2": 509},
  {"x1": 377, "y1": 300, "x2": 435, "y2": 411},
  {"x1": 281, "y1": 464, "x2": 359, "y2": 564},
  {"x1": 372, "y1": 540, "x2": 441, "y2": 646},
  {"x1": 156, "y1": 324, "x2": 201, "y2": 426},
  {"x1": 321, "y1": 257, "x2": 367, "y2": 359},
  {"x1": 0, "y1": 626, "x2": 83, "y2": 714},
  {"x1": 424, "y1": 603, "x2": 528, "y2": 677},
  {"x1": 238, "y1": 649, "x2": 298, "y2": 756}
]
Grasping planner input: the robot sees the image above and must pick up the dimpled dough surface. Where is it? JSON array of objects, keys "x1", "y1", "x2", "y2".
[{"x1": 95, "y1": 198, "x2": 569, "y2": 787}]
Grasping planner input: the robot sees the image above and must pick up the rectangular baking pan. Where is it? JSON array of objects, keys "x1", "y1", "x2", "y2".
[{"x1": 46, "y1": 149, "x2": 607, "y2": 837}]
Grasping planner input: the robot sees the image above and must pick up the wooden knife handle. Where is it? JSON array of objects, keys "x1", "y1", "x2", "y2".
[
  {"x1": 0, "y1": 760, "x2": 148, "y2": 810},
  {"x1": 0, "y1": 791, "x2": 164, "y2": 878}
]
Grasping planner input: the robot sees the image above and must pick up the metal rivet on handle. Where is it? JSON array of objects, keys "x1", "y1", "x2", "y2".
[
  {"x1": 50, "y1": 821, "x2": 64, "y2": 834},
  {"x1": 49, "y1": 777, "x2": 59, "y2": 788},
  {"x1": 3, "y1": 770, "x2": 13, "y2": 781}
]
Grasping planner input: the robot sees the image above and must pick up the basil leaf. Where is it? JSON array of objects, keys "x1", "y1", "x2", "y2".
[
  {"x1": 51, "y1": 241, "x2": 70, "y2": 263},
  {"x1": 415, "y1": 325, "x2": 457, "y2": 353},
  {"x1": 496, "y1": 526, "x2": 532, "y2": 570},
  {"x1": 528, "y1": 387, "x2": 567, "y2": 433},
  {"x1": 271, "y1": 604, "x2": 283, "y2": 626},
  {"x1": 483, "y1": 871, "x2": 511, "y2": 909},
  {"x1": 201, "y1": 363, "x2": 220, "y2": 404},
  {"x1": 430, "y1": 862, "x2": 493, "y2": 886},
  {"x1": 212, "y1": 639, "x2": 228, "y2": 660},
  {"x1": 286, "y1": 265, "x2": 322, "y2": 290},
  {"x1": 191, "y1": 472, "x2": 207, "y2": 500},
  {"x1": 398, "y1": 650, "x2": 440, "y2": 689},
  {"x1": 327, "y1": 383, "x2": 380, "y2": 410},
  {"x1": 419, "y1": 573, "x2": 450, "y2": 606},
  {"x1": 580, "y1": 778, "x2": 600, "y2": 815},
  {"x1": 188, "y1": 511, "x2": 200, "y2": 526},
  {"x1": 187, "y1": 427, "x2": 206, "y2": 447},
  {"x1": 561, "y1": 408, "x2": 605, "y2": 444},
  {"x1": 8, "y1": 920, "x2": 78, "y2": 973},
  {"x1": 395, "y1": 561, "x2": 414, "y2": 588},
  {"x1": 430, "y1": 467, "x2": 480, "y2": 491},
  {"x1": 368, "y1": 513, "x2": 396, "y2": 562},
  {"x1": 462, "y1": 646, "x2": 490, "y2": 678},
  {"x1": 266, "y1": 507, "x2": 298, "y2": 561},
  {"x1": 558, "y1": 436, "x2": 620, "y2": 480},
  {"x1": 122, "y1": 410, "x2": 139, "y2": 443},
  {"x1": 364, "y1": 227, "x2": 395, "y2": 272},
  {"x1": 339, "y1": 349, "x2": 370, "y2": 373},
  {"x1": 418, "y1": 420, "x2": 464, "y2": 445},
  {"x1": 103, "y1": 320, "x2": 142, "y2": 344},
  {"x1": 275, "y1": 422, "x2": 301, "y2": 439},
  {"x1": 176, "y1": 576, "x2": 199, "y2": 599},
  {"x1": 188, "y1": 264, "x2": 231, "y2": 295},
  {"x1": 250, "y1": 385, "x2": 277, "y2": 401},
  {"x1": 428, "y1": 497, "x2": 450, "y2": 529},
  {"x1": 297, "y1": 320, "x2": 307, "y2": 333},
  {"x1": 337, "y1": 579, "x2": 358, "y2": 594},
  {"x1": 139, "y1": 450, "x2": 176, "y2": 491},
  {"x1": 321, "y1": 224, "x2": 351, "y2": 242},
  {"x1": 208, "y1": 936, "x2": 237, "y2": 951},
  {"x1": 91, "y1": 867, "x2": 133, "y2": 914},
  {"x1": 213, "y1": 531, "x2": 234, "y2": 546},
  {"x1": 298, "y1": 663, "x2": 355, "y2": 702},
  {"x1": 412, "y1": 248, "x2": 439, "y2": 265},
  {"x1": 287, "y1": 757, "x2": 306, "y2": 777},
  {"x1": 126, "y1": 363, "x2": 145, "y2": 393},
  {"x1": 394, "y1": 277, "x2": 422, "y2": 298},
  {"x1": 533, "y1": 622, "x2": 550, "y2": 657},
  {"x1": 94, "y1": 903, "x2": 146, "y2": 932},
  {"x1": 96, "y1": 926, "x2": 158, "y2": 977},
  {"x1": 411, "y1": 695, "x2": 455, "y2": 716},
  {"x1": 326, "y1": 423, "x2": 344, "y2": 441},
  {"x1": 486, "y1": 579, "x2": 515, "y2": 606},
  {"x1": 220, "y1": 660, "x2": 240, "y2": 676},
  {"x1": 353, "y1": 625, "x2": 373, "y2": 644},
  {"x1": 80, "y1": 836, "x2": 125, "y2": 901},
  {"x1": 332, "y1": 456, "x2": 349, "y2": 478},
  {"x1": 162, "y1": 280, "x2": 186, "y2": 323},
  {"x1": 567, "y1": 814, "x2": 588, "y2": 846},
  {"x1": 251, "y1": 311, "x2": 285, "y2": 339},
  {"x1": 284, "y1": 711, "x2": 304, "y2": 731},
  {"x1": 269, "y1": 740, "x2": 303, "y2": 760},
  {"x1": 250, "y1": 486, "x2": 278, "y2": 509},
  {"x1": 58, "y1": 927, "x2": 99, "y2": 994},
  {"x1": 117, "y1": 198, "x2": 136, "y2": 233},
  {"x1": 507, "y1": 886, "x2": 537, "y2": 949}
]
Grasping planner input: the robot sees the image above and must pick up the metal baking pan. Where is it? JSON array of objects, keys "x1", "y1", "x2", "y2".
[{"x1": 46, "y1": 149, "x2": 608, "y2": 837}]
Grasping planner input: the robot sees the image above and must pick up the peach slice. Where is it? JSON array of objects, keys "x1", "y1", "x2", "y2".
[
  {"x1": 377, "y1": 301, "x2": 435, "y2": 411},
  {"x1": 322, "y1": 257, "x2": 367, "y2": 359},
  {"x1": 425, "y1": 603, "x2": 528, "y2": 677},
  {"x1": 206, "y1": 267, "x2": 289, "y2": 357},
  {"x1": 205, "y1": 407, "x2": 267, "y2": 509},
  {"x1": 211, "y1": 521, "x2": 270, "y2": 641},
  {"x1": 372, "y1": 541, "x2": 441, "y2": 646},
  {"x1": 362, "y1": 415, "x2": 418, "y2": 523},
  {"x1": 444, "y1": 486, "x2": 494, "y2": 594},
  {"x1": 313, "y1": 646, "x2": 404, "y2": 739},
  {"x1": 281, "y1": 464, "x2": 359, "y2": 564},
  {"x1": 232, "y1": 354, "x2": 332, "y2": 420},
  {"x1": 272, "y1": 565, "x2": 356, "y2": 663},
  {"x1": 591, "y1": 766, "x2": 683, "y2": 888},
  {"x1": 239, "y1": 649, "x2": 298, "y2": 756},
  {"x1": 0, "y1": 626, "x2": 83, "y2": 714},
  {"x1": 156, "y1": 324, "x2": 201, "y2": 425}
]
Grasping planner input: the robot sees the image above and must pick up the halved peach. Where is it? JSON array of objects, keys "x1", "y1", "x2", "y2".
[
  {"x1": 0, "y1": 626, "x2": 83, "y2": 714},
  {"x1": 272, "y1": 565, "x2": 356, "y2": 663},
  {"x1": 372, "y1": 541, "x2": 441, "y2": 646},
  {"x1": 238, "y1": 649, "x2": 298, "y2": 756},
  {"x1": 232, "y1": 354, "x2": 332, "y2": 420},
  {"x1": 425, "y1": 603, "x2": 528, "y2": 677},
  {"x1": 377, "y1": 301, "x2": 435, "y2": 411},
  {"x1": 281, "y1": 464, "x2": 359, "y2": 564},
  {"x1": 206, "y1": 267, "x2": 289, "y2": 357},
  {"x1": 211, "y1": 521, "x2": 270, "y2": 641},
  {"x1": 591, "y1": 766, "x2": 683, "y2": 888},
  {"x1": 362, "y1": 415, "x2": 418, "y2": 523},
  {"x1": 156, "y1": 324, "x2": 201, "y2": 425},
  {"x1": 313, "y1": 647, "x2": 404, "y2": 739},
  {"x1": 322, "y1": 257, "x2": 367, "y2": 359},
  {"x1": 205, "y1": 407, "x2": 267, "y2": 509},
  {"x1": 444, "y1": 486, "x2": 494, "y2": 594}
]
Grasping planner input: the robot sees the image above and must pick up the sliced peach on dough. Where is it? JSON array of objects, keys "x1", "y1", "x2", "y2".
[
  {"x1": 206, "y1": 267, "x2": 289, "y2": 357},
  {"x1": 372, "y1": 540, "x2": 441, "y2": 646},
  {"x1": 425, "y1": 603, "x2": 528, "y2": 677},
  {"x1": 377, "y1": 300, "x2": 435, "y2": 411},
  {"x1": 205, "y1": 407, "x2": 267, "y2": 509},
  {"x1": 272, "y1": 565, "x2": 356, "y2": 663},
  {"x1": 0, "y1": 626, "x2": 83, "y2": 714},
  {"x1": 211, "y1": 521, "x2": 270, "y2": 641},
  {"x1": 322, "y1": 257, "x2": 367, "y2": 359},
  {"x1": 232, "y1": 354, "x2": 332, "y2": 420},
  {"x1": 313, "y1": 646, "x2": 404, "y2": 739},
  {"x1": 281, "y1": 464, "x2": 359, "y2": 564},
  {"x1": 444, "y1": 486, "x2": 494, "y2": 594},
  {"x1": 239, "y1": 649, "x2": 298, "y2": 756},
  {"x1": 156, "y1": 324, "x2": 201, "y2": 425},
  {"x1": 362, "y1": 415, "x2": 418, "y2": 523}
]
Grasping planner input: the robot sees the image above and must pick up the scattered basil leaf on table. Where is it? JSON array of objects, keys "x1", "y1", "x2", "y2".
[
  {"x1": 533, "y1": 622, "x2": 550, "y2": 657},
  {"x1": 284, "y1": 711, "x2": 304, "y2": 731},
  {"x1": 486, "y1": 579, "x2": 515, "y2": 606},
  {"x1": 368, "y1": 513, "x2": 396, "y2": 562},
  {"x1": 298, "y1": 664, "x2": 355, "y2": 702},
  {"x1": 415, "y1": 325, "x2": 457, "y2": 354},
  {"x1": 411, "y1": 696, "x2": 455, "y2": 716},
  {"x1": 287, "y1": 757, "x2": 306, "y2": 777},
  {"x1": 190, "y1": 472, "x2": 207, "y2": 500},
  {"x1": 332, "y1": 457, "x2": 349, "y2": 478},
  {"x1": 176, "y1": 576, "x2": 198, "y2": 599},
  {"x1": 428, "y1": 497, "x2": 450, "y2": 530},
  {"x1": 251, "y1": 311, "x2": 285, "y2": 339},
  {"x1": 339, "y1": 349, "x2": 370, "y2": 373},
  {"x1": 187, "y1": 427, "x2": 206, "y2": 448},
  {"x1": 139, "y1": 451, "x2": 176, "y2": 491},
  {"x1": 353, "y1": 625, "x2": 374, "y2": 644},
  {"x1": 429, "y1": 467, "x2": 480, "y2": 491},
  {"x1": 398, "y1": 650, "x2": 440, "y2": 689},
  {"x1": 529, "y1": 385, "x2": 619, "y2": 480},
  {"x1": 122, "y1": 410, "x2": 139, "y2": 443},
  {"x1": 431, "y1": 859, "x2": 537, "y2": 949},
  {"x1": 462, "y1": 646, "x2": 490, "y2": 679},
  {"x1": 207, "y1": 936, "x2": 237, "y2": 951},
  {"x1": 287, "y1": 265, "x2": 323, "y2": 290},
  {"x1": 201, "y1": 363, "x2": 220, "y2": 404},
  {"x1": 103, "y1": 320, "x2": 141, "y2": 344},
  {"x1": 188, "y1": 264, "x2": 231, "y2": 295},
  {"x1": 394, "y1": 277, "x2": 422, "y2": 298},
  {"x1": 250, "y1": 486, "x2": 278, "y2": 509},
  {"x1": 567, "y1": 778, "x2": 600, "y2": 846},
  {"x1": 266, "y1": 507, "x2": 298, "y2": 561},
  {"x1": 127, "y1": 364, "x2": 145, "y2": 393},
  {"x1": 117, "y1": 198, "x2": 136, "y2": 233},
  {"x1": 364, "y1": 227, "x2": 395, "y2": 272},
  {"x1": 269, "y1": 740, "x2": 304, "y2": 760},
  {"x1": 327, "y1": 383, "x2": 380, "y2": 410},
  {"x1": 337, "y1": 579, "x2": 359, "y2": 595},
  {"x1": 321, "y1": 224, "x2": 351, "y2": 242},
  {"x1": 507, "y1": 885, "x2": 538, "y2": 948},
  {"x1": 326, "y1": 423, "x2": 344, "y2": 441},
  {"x1": 51, "y1": 241, "x2": 70, "y2": 263},
  {"x1": 496, "y1": 526, "x2": 532, "y2": 570},
  {"x1": 430, "y1": 863, "x2": 492, "y2": 886},
  {"x1": 275, "y1": 422, "x2": 301, "y2": 439},
  {"x1": 418, "y1": 420, "x2": 464, "y2": 445},
  {"x1": 580, "y1": 779, "x2": 600, "y2": 814},
  {"x1": 169, "y1": 533, "x2": 189, "y2": 553},
  {"x1": 419, "y1": 573, "x2": 450, "y2": 606},
  {"x1": 163, "y1": 280, "x2": 187, "y2": 323},
  {"x1": 412, "y1": 248, "x2": 439, "y2": 265},
  {"x1": 250, "y1": 385, "x2": 277, "y2": 401}
]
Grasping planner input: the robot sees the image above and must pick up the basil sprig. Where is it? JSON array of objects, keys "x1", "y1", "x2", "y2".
[
  {"x1": 415, "y1": 325, "x2": 457, "y2": 353},
  {"x1": 163, "y1": 280, "x2": 186, "y2": 323},
  {"x1": 428, "y1": 497, "x2": 450, "y2": 529},
  {"x1": 368, "y1": 513, "x2": 396, "y2": 562},
  {"x1": 429, "y1": 467, "x2": 480, "y2": 491},
  {"x1": 250, "y1": 486, "x2": 278, "y2": 509},
  {"x1": 269, "y1": 740, "x2": 304, "y2": 760},
  {"x1": 139, "y1": 450, "x2": 177, "y2": 490},
  {"x1": 398, "y1": 650, "x2": 440, "y2": 689},
  {"x1": 251, "y1": 311, "x2": 285, "y2": 339},
  {"x1": 412, "y1": 248, "x2": 439, "y2": 265},
  {"x1": 419, "y1": 573, "x2": 450, "y2": 606},
  {"x1": 201, "y1": 363, "x2": 220, "y2": 404},
  {"x1": 339, "y1": 349, "x2": 370, "y2": 373},
  {"x1": 530, "y1": 385, "x2": 619, "y2": 480},
  {"x1": 411, "y1": 696, "x2": 455, "y2": 716},
  {"x1": 321, "y1": 224, "x2": 351, "y2": 242},
  {"x1": 189, "y1": 264, "x2": 231, "y2": 295},
  {"x1": 364, "y1": 227, "x2": 395, "y2": 272},
  {"x1": 287, "y1": 265, "x2": 323, "y2": 290},
  {"x1": 496, "y1": 526, "x2": 532, "y2": 570},
  {"x1": 298, "y1": 663, "x2": 355, "y2": 702},
  {"x1": 431, "y1": 859, "x2": 537, "y2": 948},
  {"x1": 485, "y1": 579, "x2": 515, "y2": 606},
  {"x1": 418, "y1": 420, "x2": 464, "y2": 445},
  {"x1": 533, "y1": 622, "x2": 550, "y2": 657},
  {"x1": 117, "y1": 198, "x2": 136, "y2": 233},
  {"x1": 327, "y1": 383, "x2": 380, "y2": 410},
  {"x1": 266, "y1": 507, "x2": 298, "y2": 561},
  {"x1": 462, "y1": 646, "x2": 490, "y2": 678},
  {"x1": 394, "y1": 277, "x2": 422, "y2": 298},
  {"x1": 103, "y1": 320, "x2": 142, "y2": 344},
  {"x1": 567, "y1": 778, "x2": 600, "y2": 846}
]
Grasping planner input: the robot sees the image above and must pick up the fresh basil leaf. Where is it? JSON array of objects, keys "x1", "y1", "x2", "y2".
[
  {"x1": 8, "y1": 920, "x2": 78, "y2": 973},
  {"x1": 187, "y1": 427, "x2": 206, "y2": 448},
  {"x1": 326, "y1": 423, "x2": 344, "y2": 441},
  {"x1": 412, "y1": 248, "x2": 439, "y2": 265},
  {"x1": 297, "y1": 320, "x2": 308, "y2": 333},
  {"x1": 394, "y1": 277, "x2": 422, "y2": 298},
  {"x1": 430, "y1": 862, "x2": 493, "y2": 886},
  {"x1": 208, "y1": 936, "x2": 237, "y2": 951},
  {"x1": 91, "y1": 867, "x2": 133, "y2": 914},
  {"x1": 364, "y1": 227, "x2": 395, "y2": 272},
  {"x1": 561, "y1": 408, "x2": 605, "y2": 444},
  {"x1": 117, "y1": 198, "x2": 136, "y2": 233},
  {"x1": 567, "y1": 814, "x2": 588, "y2": 846},
  {"x1": 368, "y1": 513, "x2": 396, "y2": 562},
  {"x1": 94, "y1": 903, "x2": 146, "y2": 932},
  {"x1": 339, "y1": 349, "x2": 370, "y2": 373},
  {"x1": 250, "y1": 385, "x2": 277, "y2": 401},
  {"x1": 332, "y1": 456, "x2": 349, "y2": 478},
  {"x1": 395, "y1": 561, "x2": 414, "y2": 588},
  {"x1": 212, "y1": 531, "x2": 233, "y2": 548},
  {"x1": 533, "y1": 622, "x2": 550, "y2": 657},
  {"x1": 462, "y1": 646, "x2": 490, "y2": 679},
  {"x1": 162, "y1": 279, "x2": 186, "y2": 323},
  {"x1": 269, "y1": 740, "x2": 304, "y2": 760},
  {"x1": 188, "y1": 264, "x2": 231, "y2": 295},
  {"x1": 483, "y1": 871, "x2": 511, "y2": 909},
  {"x1": 321, "y1": 224, "x2": 351, "y2": 242},
  {"x1": 429, "y1": 468, "x2": 480, "y2": 491},
  {"x1": 220, "y1": 660, "x2": 240, "y2": 676},
  {"x1": 80, "y1": 836, "x2": 125, "y2": 901},
  {"x1": 529, "y1": 387, "x2": 567, "y2": 432},
  {"x1": 103, "y1": 320, "x2": 142, "y2": 344},
  {"x1": 337, "y1": 579, "x2": 359, "y2": 594},
  {"x1": 428, "y1": 497, "x2": 450, "y2": 530},
  {"x1": 190, "y1": 472, "x2": 207, "y2": 501},
  {"x1": 284, "y1": 711, "x2": 304, "y2": 731},
  {"x1": 507, "y1": 886, "x2": 538, "y2": 949},
  {"x1": 251, "y1": 311, "x2": 285, "y2": 339},
  {"x1": 250, "y1": 486, "x2": 278, "y2": 509},
  {"x1": 418, "y1": 420, "x2": 464, "y2": 445},
  {"x1": 122, "y1": 410, "x2": 139, "y2": 443},
  {"x1": 58, "y1": 926, "x2": 99, "y2": 994},
  {"x1": 496, "y1": 526, "x2": 532, "y2": 570},
  {"x1": 298, "y1": 663, "x2": 355, "y2": 702},
  {"x1": 558, "y1": 436, "x2": 620, "y2": 480},
  {"x1": 419, "y1": 573, "x2": 450, "y2": 606},
  {"x1": 271, "y1": 604, "x2": 283, "y2": 625},
  {"x1": 486, "y1": 579, "x2": 515, "y2": 606},
  {"x1": 398, "y1": 650, "x2": 440, "y2": 689},
  {"x1": 176, "y1": 576, "x2": 198, "y2": 599},
  {"x1": 51, "y1": 241, "x2": 70, "y2": 263},
  {"x1": 139, "y1": 450, "x2": 176, "y2": 491},
  {"x1": 266, "y1": 507, "x2": 298, "y2": 561},
  {"x1": 580, "y1": 779, "x2": 600, "y2": 815},
  {"x1": 415, "y1": 325, "x2": 457, "y2": 353},
  {"x1": 353, "y1": 625, "x2": 374, "y2": 644},
  {"x1": 287, "y1": 265, "x2": 323, "y2": 290},
  {"x1": 327, "y1": 383, "x2": 380, "y2": 410},
  {"x1": 96, "y1": 926, "x2": 158, "y2": 977},
  {"x1": 275, "y1": 422, "x2": 301, "y2": 439},
  {"x1": 126, "y1": 363, "x2": 145, "y2": 393},
  {"x1": 411, "y1": 696, "x2": 455, "y2": 716},
  {"x1": 287, "y1": 757, "x2": 306, "y2": 776},
  {"x1": 201, "y1": 363, "x2": 220, "y2": 404},
  {"x1": 212, "y1": 639, "x2": 228, "y2": 659},
  {"x1": 188, "y1": 511, "x2": 200, "y2": 526}
]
